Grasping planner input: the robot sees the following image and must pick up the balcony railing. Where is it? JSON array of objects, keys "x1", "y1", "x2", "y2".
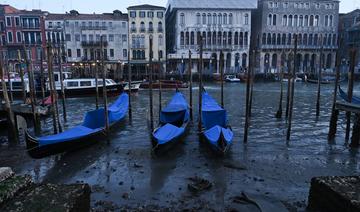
[
  {"x1": 131, "y1": 28, "x2": 137, "y2": 33},
  {"x1": 148, "y1": 27, "x2": 154, "y2": 33},
  {"x1": 158, "y1": 27, "x2": 163, "y2": 33},
  {"x1": 140, "y1": 28, "x2": 146, "y2": 33},
  {"x1": 22, "y1": 24, "x2": 40, "y2": 29},
  {"x1": 81, "y1": 41, "x2": 108, "y2": 47},
  {"x1": 80, "y1": 26, "x2": 107, "y2": 30}
]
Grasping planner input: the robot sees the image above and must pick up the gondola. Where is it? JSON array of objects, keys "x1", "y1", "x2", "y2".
[
  {"x1": 339, "y1": 87, "x2": 360, "y2": 104},
  {"x1": 152, "y1": 91, "x2": 190, "y2": 154},
  {"x1": 25, "y1": 92, "x2": 129, "y2": 158},
  {"x1": 200, "y1": 91, "x2": 233, "y2": 155}
]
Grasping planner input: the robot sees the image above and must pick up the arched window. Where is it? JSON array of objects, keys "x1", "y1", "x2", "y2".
[
  {"x1": 158, "y1": 35, "x2": 163, "y2": 46},
  {"x1": 140, "y1": 22, "x2": 145, "y2": 32},
  {"x1": 185, "y1": 32, "x2": 189, "y2": 45},
  {"x1": 299, "y1": 15, "x2": 303, "y2": 27},
  {"x1": 244, "y1": 32, "x2": 248, "y2": 46},
  {"x1": 196, "y1": 13, "x2": 201, "y2": 24},
  {"x1": 180, "y1": 13, "x2": 185, "y2": 25},
  {"x1": 223, "y1": 13, "x2": 227, "y2": 24},
  {"x1": 207, "y1": 31, "x2": 211, "y2": 45},
  {"x1": 217, "y1": 31, "x2": 222, "y2": 45},
  {"x1": 132, "y1": 35, "x2": 136, "y2": 48},
  {"x1": 303, "y1": 34, "x2": 308, "y2": 45},
  {"x1": 267, "y1": 33, "x2": 271, "y2": 45},
  {"x1": 149, "y1": 22, "x2": 153, "y2": 31},
  {"x1": 218, "y1": 14, "x2": 222, "y2": 24},
  {"x1": 262, "y1": 33, "x2": 266, "y2": 45},
  {"x1": 294, "y1": 15, "x2": 298, "y2": 27},
  {"x1": 310, "y1": 15, "x2": 314, "y2": 26},
  {"x1": 223, "y1": 32, "x2": 227, "y2": 45},
  {"x1": 202, "y1": 13, "x2": 206, "y2": 25},
  {"x1": 268, "y1": 14, "x2": 272, "y2": 25},
  {"x1": 304, "y1": 15, "x2": 309, "y2": 27},
  {"x1": 325, "y1": 15, "x2": 328, "y2": 26},
  {"x1": 277, "y1": 33, "x2": 281, "y2": 45},
  {"x1": 329, "y1": 15, "x2": 333, "y2": 27},
  {"x1": 282, "y1": 15, "x2": 287, "y2": 26},
  {"x1": 332, "y1": 34, "x2": 336, "y2": 46},
  {"x1": 287, "y1": 33, "x2": 292, "y2": 45},
  {"x1": 201, "y1": 31, "x2": 206, "y2": 45},
  {"x1": 190, "y1": 31, "x2": 194, "y2": 45},
  {"x1": 314, "y1": 15, "x2": 319, "y2": 26},
  {"x1": 208, "y1": 13, "x2": 212, "y2": 25},
  {"x1": 314, "y1": 34, "x2": 318, "y2": 46},
  {"x1": 228, "y1": 32, "x2": 232, "y2": 45},
  {"x1": 309, "y1": 34, "x2": 313, "y2": 45},
  {"x1": 282, "y1": 33, "x2": 286, "y2": 45},
  {"x1": 273, "y1": 14, "x2": 277, "y2": 25},
  {"x1": 245, "y1": 14, "x2": 249, "y2": 25},
  {"x1": 158, "y1": 21, "x2": 163, "y2": 32},
  {"x1": 298, "y1": 34, "x2": 302, "y2": 45},
  {"x1": 212, "y1": 32, "x2": 216, "y2": 45},
  {"x1": 213, "y1": 14, "x2": 217, "y2": 25},
  {"x1": 235, "y1": 32, "x2": 239, "y2": 45},
  {"x1": 180, "y1": 31, "x2": 184, "y2": 46},
  {"x1": 140, "y1": 35, "x2": 145, "y2": 47},
  {"x1": 288, "y1": 15, "x2": 293, "y2": 26},
  {"x1": 229, "y1": 13, "x2": 233, "y2": 24},
  {"x1": 131, "y1": 21, "x2": 136, "y2": 31},
  {"x1": 132, "y1": 50, "x2": 136, "y2": 59},
  {"x1": 240, "y1": 32, "x2": 244, "y2": 46},
  {"x1": 272, "y1": 33, "x2": 276, "y2": 45}
]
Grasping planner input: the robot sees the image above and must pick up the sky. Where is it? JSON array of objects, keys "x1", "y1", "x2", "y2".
[{"x1": 1, "y1": 0, "x2": 359, "y2": 14}]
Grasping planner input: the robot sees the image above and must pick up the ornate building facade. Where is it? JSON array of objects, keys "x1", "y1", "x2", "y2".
[
  {"x1": 252, "y1": 0, "x2": 339, "y2": 74},
  {"x1": 166, "y1": 0, "x2": 257, "y2": 75},
  {"x1": 127, "y1": 4, "x2": 166, "y2": 78}
]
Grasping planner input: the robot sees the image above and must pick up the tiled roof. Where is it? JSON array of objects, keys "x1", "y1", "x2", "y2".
[
  {"x1": 127, "y1": 4, "x2": 166, "y2": 10},
  {"x1": 46, "y1": 12, "x2": 128, "y2": 21}
]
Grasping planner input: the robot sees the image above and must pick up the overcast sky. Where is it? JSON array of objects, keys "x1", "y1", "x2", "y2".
[{"x1": 2, "y1": 0, "x2": 359, "y2": 14}]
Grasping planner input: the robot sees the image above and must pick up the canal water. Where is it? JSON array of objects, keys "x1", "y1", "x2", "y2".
[{"x1": 1, "y1": 82, "x2": 360, "y2": 211}]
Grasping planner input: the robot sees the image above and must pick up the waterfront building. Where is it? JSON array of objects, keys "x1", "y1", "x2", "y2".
[
  {"x1": 339, "y1": 9, "x2": 360, "y2": 70},
  {"x1": 166, "y1": 0, "x2": 257, "y2": 76},
  {"x1": 127, "y1": 4, "x2": 166, "y2": 79},
  {"x1": 252, "y1": 0, "x2": 339, "y2": 74},
  {"x1": 45, "y1": 9, "x2": 129, "y2": 77},
  {"x1": 0, "y1": 4, "x2": 47, "y2": 72}
]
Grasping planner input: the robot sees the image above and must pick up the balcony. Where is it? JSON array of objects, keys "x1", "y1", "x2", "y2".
[
  {"x1": 80, "y1": 26, "x2": 107, "y2": 30},
  {"x1": 140, "y1": 28, "x2": 146, "y2": 33},
  {"x1": 157, "y1": 27, "x2": 163, "y2": 33},
  {"x1": 131, "y1": 28, "x2": 137, "y2": 33},
  {"x1": 22, "y1": 24, "x2": 40, "y2": 30},
  {"x1": 148, "y1": 27, "x2": 154, "y2": 33},
  {"x1": 81, "y1": 41, "x2": 108, "y2": 47}
]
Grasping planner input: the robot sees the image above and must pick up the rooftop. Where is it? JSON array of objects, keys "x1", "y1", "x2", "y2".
[
  {"x1": 46, "y1": 10, "x2": 128, "y2": 21},
  {"x1": 167, "y1": 0, "x2": 257, "y2": 11},
  {"x1": 127, "y1": 4, "x2": 166, "y2": 11}
]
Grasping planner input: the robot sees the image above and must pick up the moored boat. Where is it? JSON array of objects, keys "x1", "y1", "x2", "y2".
[
  {"x1": 140, "y1": 80, "x2": 188, "y2": 89},
  {"x1": 200, "y1": 92, "x2": 233, "y2": 155},
  {"x1": 339, "y1": 87, "x2": 360, "y2": 104},
  {"x1": 152, "y1": 91, "x2": 190, "y2": 154},
  {"x1": 225, "y1": 75, "x2": 241, "y2": 83},
  {"x1": 25, "y1": 92, "x2": 129, "y2": 158}
]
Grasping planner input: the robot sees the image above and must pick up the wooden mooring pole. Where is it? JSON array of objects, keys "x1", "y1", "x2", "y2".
[
  {"x1": 316, "y1": 36, "x2": 324, "y2": 117},
  {"x1": 345, "y1": 50, "x2": 356, "y2": 142},
  {"x1": 101, "y1": 36, "x2": 109, "y2": 140},
  {"x1": 328, "y1": 38, "x2": 342, "y2": 141},
  {"x1": 95, "y1": 59, "x2": 100, "y2": 110},
  {"x1": 198, "y1": 36, "x2": 203, "y2": 132},
  {"x1": 0, "y1": 59, "x2": 18, "y2": 144},
  {"x1": 58, "y1": 47, "x2": 67, "y2": 122},
  {"x1": 158, "y1": 52, "x2": 162, "y2": 118},
  {"x1": 23, "y1": 45, "x2": 40, "y2": 135},
  {"x1": 40, "y1": 50, "x2": 45, "y2": 101},
  {"x1": 275, "y1": 58, "x2": 284, "y2": 118},
  {"x1": 286, "y1": 35, "x2": 298, "y2": 141},
  {"x1": 244, "y1": 50, "x2": 255, "y2": 143},
  {"x1": 17, "y1": 50, "x2": 26, "y2": 104},
  {"x1": 285, "y1": 60, "x2": 291, "y2": 119},
  {"x1": 149, "y1": 36, "x2": 154, "y2": 131},
  {"x1": 6, "y1": 62, "x2": 14, "y2": 103},
  {"x1": 127, "y1": 51, "x2": 132, "y2": 120},
  {"x1": 47, "y1": 44, "x2": 59, "y2": 134},
  {"x1": 220, "y1": 51, "x2": 224, "y2": 108},
  {"x1": 188, "y1": 50, "x2": 193, "y2": 121}
]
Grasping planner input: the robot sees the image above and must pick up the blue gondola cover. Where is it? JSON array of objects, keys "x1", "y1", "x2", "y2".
[{"x1": 339, "y1": 87, "x2": 360, "y2": 105}]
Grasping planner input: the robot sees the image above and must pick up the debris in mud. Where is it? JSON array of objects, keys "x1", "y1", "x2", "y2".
[
  {"x1": 187, "y1": 177, "x2": 212, "y2": 193},
  {"x1": 133, "y1": 163, "x2": 143, "y2": 168},
  {"x1": 232, "y1": 192, "x2": 262, "y2": 211},
  {"x1": 223, "y1": 162, "x2": 247, "y2": 170}
]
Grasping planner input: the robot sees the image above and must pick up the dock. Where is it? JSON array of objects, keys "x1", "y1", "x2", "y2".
[{"x1": 0, "y1": 103, "x2": 49, "y2": 118}]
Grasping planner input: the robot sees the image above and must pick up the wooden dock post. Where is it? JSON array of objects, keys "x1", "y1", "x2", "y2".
[
  {"x1": 220, "y1": 51, "x2": 224, "y2": 108},
  {"x1": 249, "y1": 54, "x2": 255, "y2": 117},
  {"x1": 127, "y1": 51, "x2": 132, "y2": 120},
  {"x1": 328, "y1": 38, "x2": 342, "y2": 141},
  {"x1": 316, "y1": 36, "x2": 324, "y2": 117},
  {"x1": 275, "y1": 55, "x2": 284, "y2": 118},
  {"x1": 345, "y1": 50, "x2": 356, "y2": 142},
  {"x1": 23, "y1": 45, "x2": 40, "y2": 134},
  {"x1": 95, "y1": 60, "x2": 99, "y2": 110},
  {"x1": 100, "y1": 36, "x2": 109, "y2": 139},
  {"x1": 188, "y1": 50, "x2": 193, "y2": 121},
  {"x1": 286, "y1": 35, "x2": 298, "y2": 141},
  {"x1": 5, "y1": 62, "x2": 14, "y2": 103},
  {"x1": 39, "y1": 50, "x2": 45, "y2": 101},
  {"x1": 244, "y1": 50, "x2": 255, "y2": 143},
  {"x1": 149, "y1": 36, "x2": 154, "y2": 131},
  {"x1": 47, "y1": 44, "x2": 59, "y2": 134},
  {"x1": 17, "y1": 50, "x2": 26, "y2": 104},
  {"x1": 198, "y1": 36, "x2": 203, "y2": 132},
  {"x1": 285, "y1": 60, "x2": 291, "y2": 119},
  {"x1": 57, "y1": 47, "x2": 67, "y2": 122},
  {"x1": 0, "y1": 59, "x2": 18, "y2": 144},
  {"x1": 158, "y1": 52, "x2": 162, "y2": 117}
]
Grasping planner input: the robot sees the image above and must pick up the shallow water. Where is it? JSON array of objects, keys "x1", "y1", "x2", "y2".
[{"x1": 1, "y1": 82, "x2": 360, "y2": 210}]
